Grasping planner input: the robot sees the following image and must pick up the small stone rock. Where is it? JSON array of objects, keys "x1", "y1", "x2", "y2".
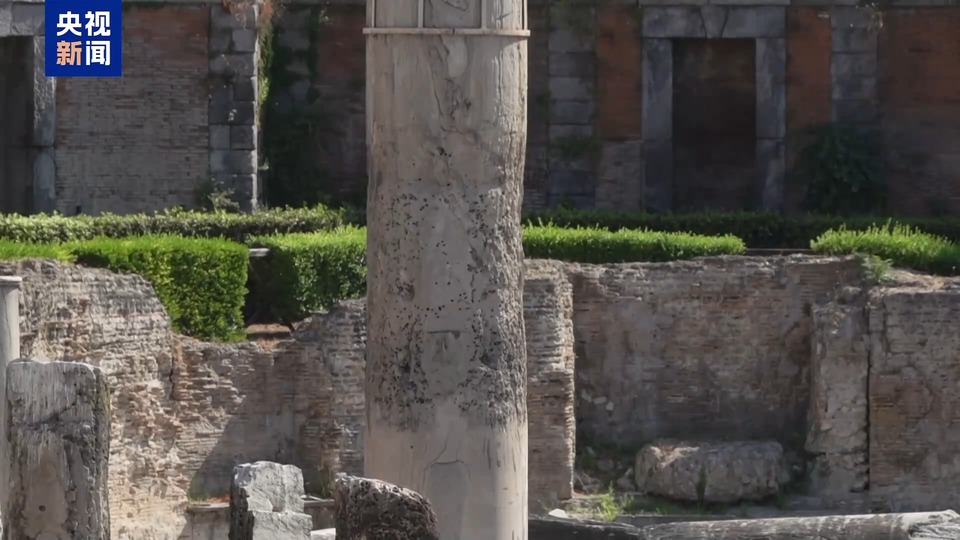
[
  {"x1": 635, "y1": 440, "x2": 790, "y2": 504},
  {"x1": 616, "y1": 468, "x2": 636, "y2": 491},
  {"x1": 334, "y1": 474, "x2": 440, "y2": 540},
  {"x1": 548, "y1": 508, "x2": 570, "y2": 518}
]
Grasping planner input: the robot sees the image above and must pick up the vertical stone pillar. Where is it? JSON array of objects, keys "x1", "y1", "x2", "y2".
[
  {"x1": 363, "y1": 1, "x2": 530, "y2": 538},
  {"x1": 209, "y1": 3, "x2": 261, "y2": 212},
  {"x1": 0, "y1": 275, "x2": 21, "y2": 537},
  {"x1": 229, "y1": 462, "x2": 312, "y2": 540},
  {"x1": 6, "y1": 361, "x2": 110, "y2": 540},
  {"x1": 641, "y1": 38, "x2": 673, "y2": 212},
  {"x1": 830, "y1": 6, "x2": 879, "y2": 127}
]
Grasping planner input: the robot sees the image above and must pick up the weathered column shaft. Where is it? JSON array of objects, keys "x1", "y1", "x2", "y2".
[
  {"x1": 0, "y1": 275, "x2": 22, "y2": 537},
  {"x1": 364, "y1": 1, "x2": 530, "y2": 538},
  {"x1": 6, "y1": 360, "x2": 110, "y2": 539}
]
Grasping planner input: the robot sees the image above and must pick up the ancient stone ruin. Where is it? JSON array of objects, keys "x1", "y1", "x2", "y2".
[{"x1": 1, "y1": 253, "x2": 960, "y2": 538}]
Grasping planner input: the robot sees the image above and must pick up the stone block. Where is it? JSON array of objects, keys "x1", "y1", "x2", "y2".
[
  {"x1": 635, "y1": 440, "x2": 790, "y2": 504},
  {"x1": 209, "y1": 28, "x2": 233, "y2": 54},
  {"x1": 756, "y1": 38, "x2": 786, "y2": 139},
  {"x1": 233, "y1": 77, "x2": 258, "y2": 102},
  {"x1": 230, "y1": 125, "x2": 257, "y2": 150},
  {"x1": 0, "y1": 5, "x2": 11, "y2": 36},
  {"x1": 549, "y1": 76, "x2": 593, "y2": 102},
  {"x1": 596, "y1": 140, "x2": 643, "y2": 211},
  {"x1": 641, "y1": 139, "x2": 672, "y2": 212},
  {"x1": 832, "y1": 52, "x2": 877, "y2": 77},
  {"x1": 642, "y1": 8, "x2": 705, "y2": 38},
  {"x1": 700, "y1": 6, "x2": 727, "y2": 37},
  {"x1": 6, "y1": 361, "x2": 110, "y2": 540},
  {"x1": 210, "y1": 101, "x2": 256, "y2": 126},
  {"x1": 211, "y1": 4, "x2": 257, "y2": 30},
  {"x1": 549, "y1": 124, "x2": 593, "y2": 142},
  {"x1": 722, "y1": 7, "x2": 786, "y2": 38},
  {"x1": 831, "y1": 74, "x2": 877, "y2": 101},
  {"x1": 311, "y1": 530, "x2": 336, "y2": 540},
  {"x1": 230, "y1": 461, "x2": 312, "y2": 540},
  {"x1": 832, "y1": 99, "x2": 878, "y2": 126},
  {"x1": 757, "y1": 138, "x2": 785, "y2": 211},
  {"x1": 232, "y1": 28, "x2": 258, "y2": 53},
  {"x1": 333, "y1": 474, "x2": 440, "y2": 540},
  {"x1": 551, "y1": 100, "x2": 594, "y2": 125},
  {"x1": 529, "y1": 515, "x2": 641, "y2": 540},
  {"x1": 210, "y1": 149, "x2": 256, "y2": 175},
  {"x1": 32, "y1": 148, "x2": 56, "y2": 214},
  {"x1": 210, "y1": 53, "x2": 256, "y2": 78},
  {"x1": 32, "y1": 38, "x2": 55, "y2": 147},
  {"x1": 10, "y1": 3, "x2": 43, "y2": 35},
  {"x1": 549, "y1": 52, "x2": 595, "y2": 78},
  {"x1": 548, "y1": 28, "x2": 594, "y2": 53},
  {"x1": 549, "y1": 170, "x2": 594, "y2": 197},
  {"x1": 210, "y1": 125, "x2": 231, "y2": 150},
  {"x1": 641, "y1": 39, "x2": 672, "y2": 141},
  {"x1": 831, "y1": 8, "x2": 877, "y2": 53}
]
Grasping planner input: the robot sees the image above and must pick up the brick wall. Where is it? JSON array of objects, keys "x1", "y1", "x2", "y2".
[
  {"x1": 878, "y1": 9, "x2": 960, "y2": 217},
  {"x1": 569, "y1": 256, "x2": 864, "y2": 450},
  {"x1": 55, "y1": 5, "x2": 209, "y2": 215}
]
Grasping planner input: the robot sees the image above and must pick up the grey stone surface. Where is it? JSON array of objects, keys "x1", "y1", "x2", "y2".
[
  {"x1": 832, "y1": 52, "x2": 878, "y2": 77},
  {"x1": 756, "y1": 38, "x2": 786, "y2": 139},
  {"x1": 596, "y1": 140, "x2": 643, "y2": 211},
  {"x1": 0, "y1": 5, "x2": 11, "y2": 36},
  {"x1": 833, "y1": 99, "x2": 878, "y2": 125},
  {"x1": 641, "y1": 139, "x2": 673, "y2": 212},
  {"x1": 230, "y1": 462, "x2": 312, "y2": 540},
  {"x1": 230, "y1": 125, "x2": 257, "y2": 150},
  {"x1": 700, "y1": 6, "x2": 727, "y2": 38},
  {"x1": 551, "y1": 100, "x2": 594, "y2": 125},
  {"x1": 529, "y1": 515, "x2": 641, "y2": 540},
  {"x1": 548, "y1": 28, "x2": 594, "y2": 53},
  {"x1": 832, "y1": 74, "x2": 877, "y2": 101},
  {"x1": 641, "y1": 39, "x2": 672, "y2": 142},
  {"x1": 310, "y1": 530, "x2": 336, "y2": 540},
  {"x1": 211, "y1": 4, "x2": 258, "y2": 30},
  {"x1": 635, "y1": 440, "x2": 790, "y2": 504},
  {"x1": 210, "y1": 28, "x2": 233, "y2": 54},
  {"x1": 210, "y1": 53, "x2": 256, "y2": 78},
  {"x1": 232, "y1": 28, "x2": 258, "y2": 53},
  {"x1": 643, "y1": 7, "x2": 705, "y2": 38},
  {"x1": 6, "y1": 361, "x2": 111, "y2": 540},
  {"x1": 31, "y1": 36, "x2": 55, "y2": 148},
  {"x1": 32, "y1": 148, "x2": 56, "y2": 213},
  {"x1": 210, "y1": 125, "x2": 231, "y2": 150},
  {"x1": 210, "y1": 150, "x2": 257, "y2": 175},
  {"x1": 10, "y1": 3, "x2": 43, "y2": 35},
  {"x1": 549, "y1": 52, "x2": 595, "y2": 78},
  {"x1": 757, "y1": 138, "x2": 785, "y2": 211},
  {"x1": 233, "y1": 77, "x2": 258, "y2": 102},
  {"x1": 549, "y1": 76, "x2": 593, "y2": 102},
  {"x1": 333, "y1": 474, "x2": 440, "y2": 540},
  {"x1": 721, "y1": 6, "x2": 785, "y2": 37},
  {"x1": 831, "y1": 7, "x2": 878, "y2": 53}
]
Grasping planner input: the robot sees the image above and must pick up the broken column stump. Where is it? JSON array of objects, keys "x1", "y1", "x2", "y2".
[
  {"x1": 333, "y1": 474, "x2": 440, "y2": 540},
  {"x1": 6, "y1": 360, "x2": 110, "y2": 539},
  {"x1": 229, "y1": 461, "x2": 313, "y2": 540},
  {"x1": 640, "y1": 510, "x2": 960, "y2": 540}
]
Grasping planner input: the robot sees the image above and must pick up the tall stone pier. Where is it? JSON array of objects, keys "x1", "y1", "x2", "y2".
[
  {"x1": 6, "y1": 361, "x2": 111, "y2": 539},
  {"x1": 0, "y1": 275, "x2": 22, "y2": 537},
  {"x1": 363, "y1": 1, "x2": 530, "y2": 538}
]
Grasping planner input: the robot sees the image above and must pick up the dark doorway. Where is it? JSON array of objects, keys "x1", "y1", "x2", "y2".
[
  {"x1": 672, "y1": 39, "x2": 757, "y2": 212},
  {"x1": 0, "y1": 37, "x2": 34, "y2": 215}
]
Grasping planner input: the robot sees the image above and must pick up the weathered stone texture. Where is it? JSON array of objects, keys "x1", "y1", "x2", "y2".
[
  {"x1": 867, "y1": 275, "x2": 960, "y2": 512},
  {"x1": 229, "y1": 462, "x2": 312, "y2": 540},
  {"x1": 333, "y1": 474, "x2": 440, "y2": 540},
  {"x1": 634, "y1": 440, "x2": 790, "y2": 504},
  {"x1": 807, "y1": 286, "x2": 869, "y2": 499},
  {"x1": 524, "y1": 260, "x2": 576, "y2": 508},
  {"x1": 55, "y1": 6, "x2": 210, "y2": 215},
  {"x1": 569, "y1": 256, "x2": 864, "y2": 449},
  {"x1": 1, "y1": 259, "x2": 183, "y2": 540},
  {"x1": 6, "y1": 360, "x2": 110, "y2": 540}
]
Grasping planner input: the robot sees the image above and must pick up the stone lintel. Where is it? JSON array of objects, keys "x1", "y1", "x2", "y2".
[{"x1": 642, "y1": 6, "x2": 785, "y2": 38}]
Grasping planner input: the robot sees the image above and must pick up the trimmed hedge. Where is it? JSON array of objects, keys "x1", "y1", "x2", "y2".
[
  {"x1": 67, "y1": 236, "x2": 250, "y2": 341},
  {"x1": 248, "y1": 226, "x2": 744, "y2": 321},
  {"x1": 0, "y1": 240, "x2": 73, "y2": 262},
  {"x1": 0, "y1": 205, "x2": 345, "y2": 244},
  {"x1": 249, "y1": 228, "x2": 367, "y2": 324},
  {"x1": 522, "y1": 225, "x2": 745, "y2": 263},
  {"x1": 811, "y1": 224, "x2": 960, "y2": 276},
  {"x1": 523, "y1": 209, "x2": 960, "y2": 249}
]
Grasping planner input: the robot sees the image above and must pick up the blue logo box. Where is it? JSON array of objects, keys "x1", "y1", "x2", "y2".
[{"x1": 45, "y1": 0, "x2": 123, "y2": 77}]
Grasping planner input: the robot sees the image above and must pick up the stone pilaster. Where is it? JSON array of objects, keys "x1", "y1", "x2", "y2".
[
  {"x1": 209, "y1": 3, "x2": 260, "y2": 212},
  {"x1": 230, "y1": 462, "x2": 312, "y2": 540},
  {"x1": 547, "y1": 1, "x2": 597, "y2": 208},
  {"x1": 830, "y1": 6, "x2": 879, "y2": 127}
]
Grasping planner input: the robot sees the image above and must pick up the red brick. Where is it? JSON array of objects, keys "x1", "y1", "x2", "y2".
[
  {"x1": 784, "y1": 6, "x2": 832, "y2": 213},
  {"x1": 596, "y1": 4, "x2": 642, "y2": 140},
  {"x1": 879, "y1": 9, "x2": 960, "y2": 216}
]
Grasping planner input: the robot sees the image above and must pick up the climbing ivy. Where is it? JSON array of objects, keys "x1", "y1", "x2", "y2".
[
  {"x1": 793, "y1": 124, "x2": 887, "y2": 216},
  {"x1": 259, "y1": 6, "x2": 337, "y2": 209}
]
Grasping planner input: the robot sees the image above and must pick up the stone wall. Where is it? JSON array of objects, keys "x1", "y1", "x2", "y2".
[
  {"x1": 270, "y1": 0, "x2": 960, "y2": 217},
  {"x1": 569, "y1": 256, "x2": 864, "y2": 450}
]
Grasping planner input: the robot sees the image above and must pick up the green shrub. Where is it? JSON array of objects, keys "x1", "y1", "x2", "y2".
[
  {"x1": 68, "y1": 236, "x2": 249, "y2": 341},
  {"x1": 249, "y1": 228, "x2": 367, "y2": 324},
  {"x1": 0, "y1": 240, "x2": 73, "y2": 262},
  {"x1": 523, "y1": 226, "x2": 745, "y2": 263},
  {"x1": 0, "y1": 205, "x2": 345, "y2": 244},
  {"x1": 811, "y1": 223, "x2": 960, "y2": 276},
  {"x1": 523, "y1": 209, "x2": 960, "y2": 249}
]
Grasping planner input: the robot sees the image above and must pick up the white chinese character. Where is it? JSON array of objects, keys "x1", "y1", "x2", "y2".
[
  {"x1": 84, "y1": 11, "x2": 111, "y2": 37},
  {"x1": 56, "y1": 12, "x2": 82, "y2": 37},
  {"x1": 85, "y1": 41, "x2": 111, "y2": 66}
]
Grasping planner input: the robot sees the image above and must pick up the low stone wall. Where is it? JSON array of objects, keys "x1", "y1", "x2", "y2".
[
  {"x1": 185, "y1": 498, "x2": 335, "y2": 540},
  {"x1": 568, "y1": 256, "x2": 864, "y2": 449}
]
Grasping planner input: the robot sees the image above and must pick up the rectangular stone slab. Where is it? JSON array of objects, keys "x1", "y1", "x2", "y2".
[{"x1": 6, "y1": 360, "x2": 111, "y2": 540}]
